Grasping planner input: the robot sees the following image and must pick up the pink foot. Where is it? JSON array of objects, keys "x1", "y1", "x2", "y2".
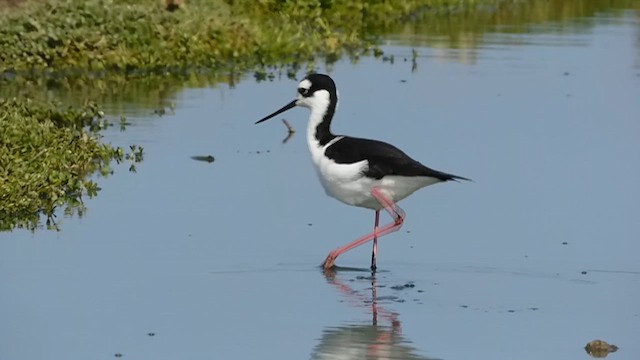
[{"x1": 322, "y1": 249, "x2": 340, "y2": 270}]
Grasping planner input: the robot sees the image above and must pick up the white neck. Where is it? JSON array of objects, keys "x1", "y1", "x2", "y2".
[
  {"x1": 305, "y1": 91, "x2": 332, "y2": 160},
  {"x1": 306, "y1": 108, "x2": 325, "y2": 154}
]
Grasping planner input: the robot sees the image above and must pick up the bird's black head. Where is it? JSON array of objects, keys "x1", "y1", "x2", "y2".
[
  {"x1": 255, "y1": 73, "x2": 338, "y2": 124},
  {"x1": 297, "y1": 73, "x2": 337, "y2": 99}
]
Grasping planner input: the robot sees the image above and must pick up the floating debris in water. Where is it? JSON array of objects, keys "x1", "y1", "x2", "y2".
[
  {"x1": 153, "y1": 103, "x2": 176, "y2": 116},
  {"x1": 585, "y1": 340, "x2": 618, "y2": 358},
  {"x1": 356, "y1": 275, "x2": 374, "y2": 281},
  {"x1": 562, "y1": 241, "x2": 568, "y2": 245},
  {"x1": 114, "y1": 354, "x2": 123, "y2": 358},
  {"x1": 191, "y1": 155, "x2": 215, "y2": 163},
  {"x1": 148, "y1": 332, "x2": 156, "y2": 337},
  {"x1": 391, "y1": 282, "x2": 415, "y2": 290},
  {"x1": 581, "y1": 271, "x2": 588, "y2": 275}
]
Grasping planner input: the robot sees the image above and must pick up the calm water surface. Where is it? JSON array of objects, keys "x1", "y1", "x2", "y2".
[{"x1": 2, "y1": 8, "x2": 639, "y2": 360}]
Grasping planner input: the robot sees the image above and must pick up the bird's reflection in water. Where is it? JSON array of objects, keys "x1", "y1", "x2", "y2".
[{"x1": 311, "y1": 268, "x2": 438, "y2": 360}]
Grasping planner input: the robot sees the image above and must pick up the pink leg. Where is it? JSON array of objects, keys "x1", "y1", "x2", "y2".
[
  {"x1": 371, "y1": 210, "x2": 380, "y2": 272},
  {"x1": 323, "y1": 188, "x2": 406, "y2": 270}
]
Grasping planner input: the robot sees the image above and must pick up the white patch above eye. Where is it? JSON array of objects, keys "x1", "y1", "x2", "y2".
[{"x1": 298, "y1": 79, "x2": 311, "y2": 90}]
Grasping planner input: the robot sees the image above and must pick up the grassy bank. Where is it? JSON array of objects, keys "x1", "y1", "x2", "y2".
[{"x1": 0, "y1": 0, "x2": 451, "y2": 75}]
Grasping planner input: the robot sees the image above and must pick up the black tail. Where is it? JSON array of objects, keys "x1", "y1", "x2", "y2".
[{"x1": 437, "y1": 171, "x2": 472, "y2": 183}]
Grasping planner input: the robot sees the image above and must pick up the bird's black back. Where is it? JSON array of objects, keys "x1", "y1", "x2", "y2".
[{"x1": 324, "y1": 136, "x2": 468, "y2": 181}]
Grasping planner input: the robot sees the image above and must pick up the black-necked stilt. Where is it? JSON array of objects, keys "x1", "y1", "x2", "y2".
[{"x1": 256, "y1": 74, "x2": 469, "y2": 271}]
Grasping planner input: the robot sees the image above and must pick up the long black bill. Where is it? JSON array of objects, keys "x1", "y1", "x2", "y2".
[{"x1": 255, "y1": 100, "x2": 297, "y2": 124}]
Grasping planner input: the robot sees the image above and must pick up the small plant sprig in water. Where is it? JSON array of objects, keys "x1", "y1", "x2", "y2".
[
  {"x1": 0, "y1": 98, "x2": 142, "y2": 231},
  {"x1": 125, "y1": 145, "x2": 145, "y2": 173}
]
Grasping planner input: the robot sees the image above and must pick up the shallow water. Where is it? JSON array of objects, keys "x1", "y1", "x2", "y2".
[{"x1": 2, "y1": 6, "x2": 640, "y2": 360}]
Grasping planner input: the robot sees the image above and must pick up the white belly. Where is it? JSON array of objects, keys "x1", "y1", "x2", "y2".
[{"x1": 313, "y1": 154, "x2": 441, "y2": 210}]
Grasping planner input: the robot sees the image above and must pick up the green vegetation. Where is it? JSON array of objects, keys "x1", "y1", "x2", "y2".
[
  {"x1": 0, "y1": 99, "x2": 143, "y2": 231},
  {"x1": 0, "y1": 0, "x2": 444, "y2": 75}
]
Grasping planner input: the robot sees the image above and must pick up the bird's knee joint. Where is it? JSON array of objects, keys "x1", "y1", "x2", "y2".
[{"x1": 393, "y1": 208, "x2": 405, "y2": 223}]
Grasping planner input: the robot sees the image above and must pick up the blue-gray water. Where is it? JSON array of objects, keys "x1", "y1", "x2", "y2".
[{"x1": 2, "y1": 9, "x2": 639, "y2": 360}]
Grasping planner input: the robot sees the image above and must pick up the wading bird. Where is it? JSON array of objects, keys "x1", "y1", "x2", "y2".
[{"x1": 256, "y1": 74, "x2": 469, "y2": 271}]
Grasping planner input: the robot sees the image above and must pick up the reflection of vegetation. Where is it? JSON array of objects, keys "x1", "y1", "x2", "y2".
[
  {"x1": 388, "y1": 0, "x2": 640, "y2": 49},
  {"x1": 0, "y1": 99, "x2": 143, "y2": 231},
  {"x1": 0, "y1": 71, "x2": 233, "y2": 115}
]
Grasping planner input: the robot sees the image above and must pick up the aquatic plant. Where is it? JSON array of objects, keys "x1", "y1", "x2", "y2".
[{"x1": 0, "y1": 99, "x2": 142, "y2": 231}]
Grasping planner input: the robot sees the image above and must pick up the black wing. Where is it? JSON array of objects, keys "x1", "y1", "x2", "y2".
[{"x1": 325, "y1": 137, "x2": 470, "y2": 181}]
